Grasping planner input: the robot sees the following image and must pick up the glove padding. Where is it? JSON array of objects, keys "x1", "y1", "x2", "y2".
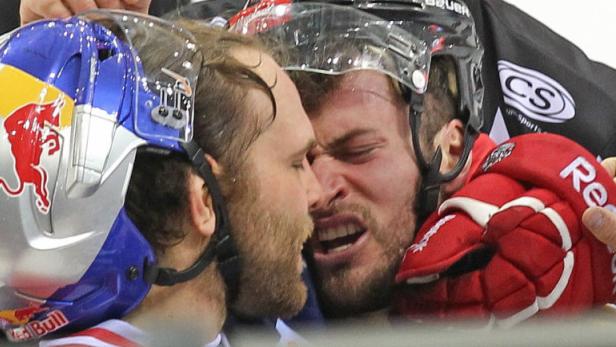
[{"x1": 394, "y1": 134, "x2": 616, "y2": 327}]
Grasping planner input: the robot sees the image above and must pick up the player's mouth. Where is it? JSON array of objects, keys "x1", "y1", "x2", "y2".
[{"x1": 310, "y1": 214, "x2": 368, "y2": 264}]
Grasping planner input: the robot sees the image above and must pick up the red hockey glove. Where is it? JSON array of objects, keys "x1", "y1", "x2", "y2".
[{"x1": 394, "y1": 134, "x2": 616, "y2": 327}]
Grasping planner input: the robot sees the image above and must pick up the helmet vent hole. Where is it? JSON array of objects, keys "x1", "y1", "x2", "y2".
[{"x1": 97, "y1": 48, "x2": 115, "y2": 62}]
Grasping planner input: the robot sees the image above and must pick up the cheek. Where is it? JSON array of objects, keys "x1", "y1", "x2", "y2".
[
  {"x1": 349, "y1": 154, "x2": 420, "y2": 206},
  {"x1": 272, "y1": 182, "x2": 306, "y2": 212},
  {"x1": 254, "y1": 168, "x2": 307, "y2": 215}
]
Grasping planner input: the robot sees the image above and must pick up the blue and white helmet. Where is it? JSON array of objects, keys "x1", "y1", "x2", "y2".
[{"x1": 0, "y1": 10, "x2": 223, "y2": 341}]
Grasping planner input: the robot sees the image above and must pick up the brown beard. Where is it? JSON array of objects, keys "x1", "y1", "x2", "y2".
[
  {"x1": 225, "y1": 167, "x2": 313, "y2": 319},
  {"x1": 312, "y1": 198, "x2": 417, "y2": 318}
]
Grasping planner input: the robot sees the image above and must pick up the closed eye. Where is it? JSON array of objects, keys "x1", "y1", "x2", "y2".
[
  {"x1": 292, "y1": 160, "x2": 305, "y2": 170},
  {"x1": 331, "y1": 146, "x2": 378, "y2": 164}
]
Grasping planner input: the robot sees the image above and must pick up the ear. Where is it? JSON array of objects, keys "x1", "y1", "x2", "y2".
[
  {"x1": 436, "y1": 119, "x2": 465, "y2": 174},
  {"x1": 436, "y1": 119, "x2": 472, "y2": 201},
  {"x1": 186, "y1": 155, "x2": 222, "y2": 238}
]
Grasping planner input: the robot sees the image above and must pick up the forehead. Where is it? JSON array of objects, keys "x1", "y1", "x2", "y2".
[
  {"x1": 309, "y1": 71, "x2": 408, "y2": 136},
  {"x1": 335, "y1": 70, "x2": 399, "y2": 97},
  {"x1": 233, "y1": 48, "x2": 315, "y2": 153}
]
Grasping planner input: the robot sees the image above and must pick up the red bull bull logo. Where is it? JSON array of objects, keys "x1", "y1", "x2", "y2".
[
  {"x1": 0, "y1": 64, "x2": 73, "y2": 214},
  {"x1": 0, "y1": 98, "x2": 64, "y2": 214}
]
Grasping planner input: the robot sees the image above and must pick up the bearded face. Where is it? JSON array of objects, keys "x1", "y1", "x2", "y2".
[
  {"x1": 306, "y1": 71, "x2": 421, "y2": 317},
  {"x1": 310, "y1": 198, "x2": 416, "y2": 318},
  {"x1": 220, "y1": 50, "x2": 321, "y2": 319},
  {"x1": 226, "y1": 162, "x2": 314, "y2": 319}
]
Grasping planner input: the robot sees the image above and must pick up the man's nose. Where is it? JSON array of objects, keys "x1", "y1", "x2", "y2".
[
  {"x1": 309, "y1": 156, "x2": 348, "y2": 211},
  {"x1": 304, "y1": 159, "x2": 324, "y2": 210}
]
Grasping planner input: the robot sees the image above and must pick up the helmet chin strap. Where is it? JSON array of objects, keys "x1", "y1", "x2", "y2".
[
  {"x1": 143, "y1": 141, "x2": 240, "y2": 304},
  {"x1": 408, "y1": 91, "x2": 477, "y2": 224}
]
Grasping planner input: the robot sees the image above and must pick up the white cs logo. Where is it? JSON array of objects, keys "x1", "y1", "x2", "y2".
[{"x1": 498, "y1": 60, "x2": 576, "y2": 123}]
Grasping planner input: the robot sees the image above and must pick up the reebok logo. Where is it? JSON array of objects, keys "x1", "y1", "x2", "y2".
[
  {"x1": 559, "y1": 156, "x2": 616, "y2": 211},
  {"x1": 560, "y1": 156, "x2": 616, "y2": 295},
  {"x1": 498, "y1": 60, "x2": 575, "y2": 124}
]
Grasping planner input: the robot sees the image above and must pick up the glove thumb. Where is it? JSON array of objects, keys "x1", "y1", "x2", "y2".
[{"x1": 583, "y1": 207, "x2": 616, "y2": 250}]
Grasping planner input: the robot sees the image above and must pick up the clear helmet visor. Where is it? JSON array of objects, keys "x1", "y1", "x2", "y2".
[
  {"x1": 229, "y1": 1, "x2": 431, "y2": 94},
  {"x1": 78, "y1": 10, "x2": 202, "y2": 143},
  {"x1": 163, "y1": 0, "x2": 246, "y2": 27},
  {"x1": 229, "y1": 2, "x2": 470, "y2": 178}
]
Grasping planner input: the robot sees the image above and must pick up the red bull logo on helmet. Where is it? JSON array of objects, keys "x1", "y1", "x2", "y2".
[
  {"x1": 5, "y1": 309, "x2": 68, "y2": 342},
  {"x1": 0, "y1": 98, "x2": 64, "y2": 214},
  {"x1": 0, "y1": 64, "x2": 73, "y2": 214}
]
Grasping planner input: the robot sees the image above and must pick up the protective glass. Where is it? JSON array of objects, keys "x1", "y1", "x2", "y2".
[
  {"x1": 163, "y1": 0, "x2": 245, "y2": 27},
  {"x1": 79, "y1": 10, "x2": 202, "y2": 143},
  {"x1": 230, "y1": 1, "x2": 431, "y2": 94}
]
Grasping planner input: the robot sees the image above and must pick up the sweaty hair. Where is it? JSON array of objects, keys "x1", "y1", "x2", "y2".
[
  {"x1": 419, "y1": 56, "x2": 458, "y2": 150},
  {"x1": 125, "y1": 22, "x2": 277, "y2": 253}
]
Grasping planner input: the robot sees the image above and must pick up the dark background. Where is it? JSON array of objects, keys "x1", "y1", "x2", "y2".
[{"x1": 1, "y1": 0, "x2": 20, "y2": 34}]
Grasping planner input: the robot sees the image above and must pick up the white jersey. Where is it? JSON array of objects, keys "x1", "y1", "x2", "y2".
[{"x1": 39, "y1": 319, "x2": 229, "y2": 347}]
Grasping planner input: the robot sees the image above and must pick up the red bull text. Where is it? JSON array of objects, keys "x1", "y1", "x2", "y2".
[{"x1": 6, "y1": 310, "x2": 68, "y2": 342}]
